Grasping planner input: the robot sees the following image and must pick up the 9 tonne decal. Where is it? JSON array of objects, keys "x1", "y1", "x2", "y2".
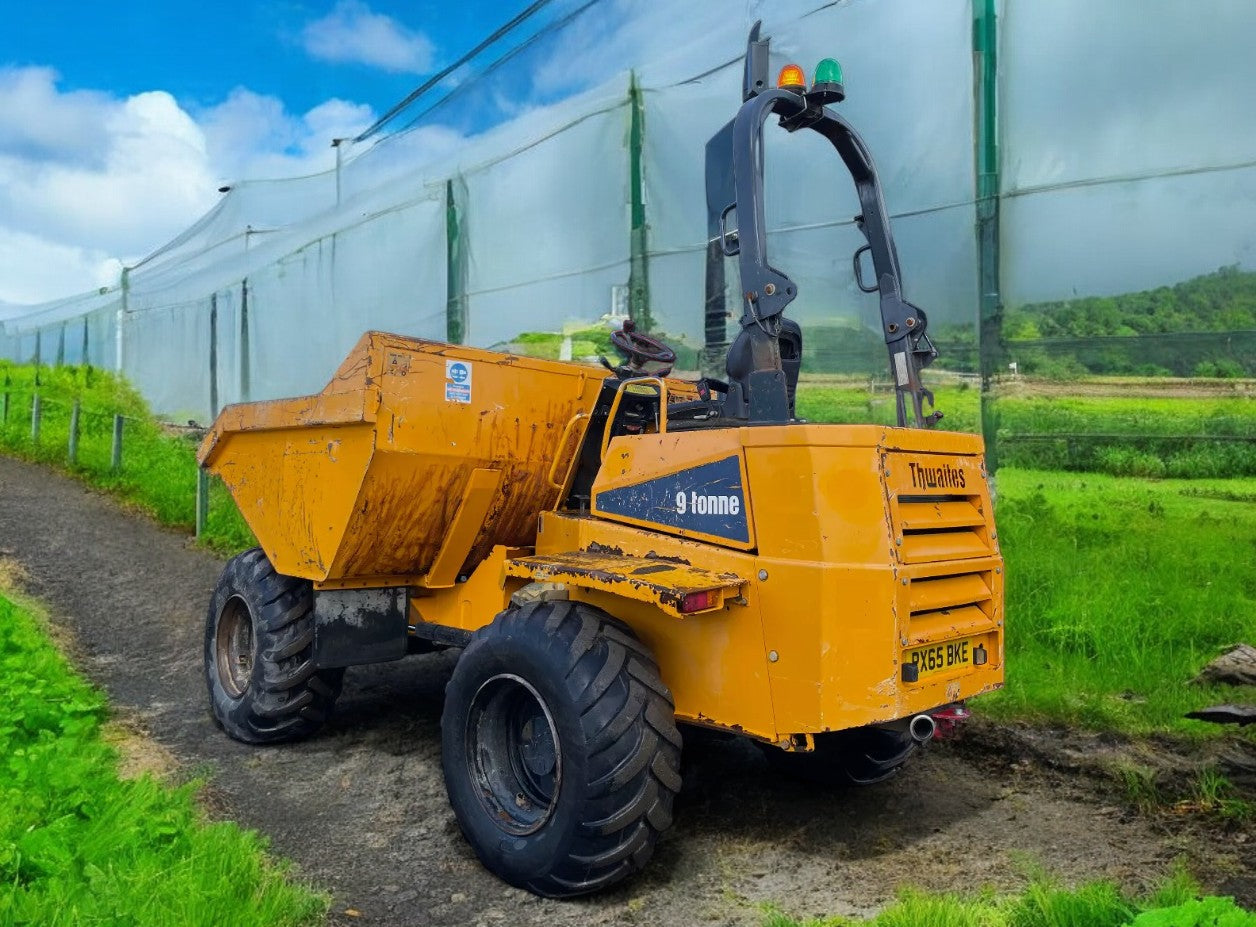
[{"x1": 594, "y1": 455, "x2": 750, "y2": 544}]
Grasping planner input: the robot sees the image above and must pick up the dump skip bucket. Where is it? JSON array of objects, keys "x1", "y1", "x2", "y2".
[{"x1": 199, "y1": 332, "x2": 605, "y2": 585}]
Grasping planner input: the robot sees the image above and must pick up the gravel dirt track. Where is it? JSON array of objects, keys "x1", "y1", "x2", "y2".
[{"x1": 0, "y1": 454, "x2": 1247, "y2": 925}]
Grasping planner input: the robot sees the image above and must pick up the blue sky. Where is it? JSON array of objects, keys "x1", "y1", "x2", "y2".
[
  {"x1": 0, "y1": 0, "x2": 532, "y2": 304},
  {"x1": 3, "y1": 1, "x2": 529, "y2": 116}
]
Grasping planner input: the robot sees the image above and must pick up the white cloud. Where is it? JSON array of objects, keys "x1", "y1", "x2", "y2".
[
  {"x1": 198, "y1": 88, "x2": 374, "y2": 182},
  {"x1": 0, "y1": 67, "x2": 375, "y2": 305},
  {"x1": 301, "y1": 1, "x2": 436, "y2": 74},
  {"x1": 0, "y1": 67, "x2": 114, "y2": 167},
  {"x1": 0, "y1": 227, "x2": 118, "y2": 306}
]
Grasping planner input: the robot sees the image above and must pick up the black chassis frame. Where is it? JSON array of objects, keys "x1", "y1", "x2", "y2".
[{"x1": 704, "y1": 23, "x2": 941, "y2": 429}]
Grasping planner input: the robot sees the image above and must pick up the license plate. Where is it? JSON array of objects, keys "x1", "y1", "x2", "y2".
[{"x1": 905, "y1": 637, "x2": 974, "y2": 678}]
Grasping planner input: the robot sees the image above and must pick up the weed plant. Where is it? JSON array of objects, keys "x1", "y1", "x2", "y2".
[
  {"x1": 761, "y1": 870, "x2": 1253, "y2": 925},
  {"x1": 0, "y1": 592, "x2": 326, "y2": 926}
]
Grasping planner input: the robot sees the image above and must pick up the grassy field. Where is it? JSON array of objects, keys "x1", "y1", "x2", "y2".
[
  {"x1": 987, "y1": 469, "x2": 1256, "y2": 737},
  {"x1": 795, "y1": 378, "x2": 1256, "y2": 476},
  {"x1": 0, "y1": 590, "x2": 326, "y2": 926},
  {"x1": 794, "y1": 378, "x2": 982, "y2": 432},
  {"x1": 763, "y1": 872, "x2": 1255, "y2": 926}
]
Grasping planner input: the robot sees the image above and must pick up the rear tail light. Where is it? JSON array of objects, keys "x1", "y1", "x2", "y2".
[{"x1": 680, "y1": 589, "x2": 719, "y2": 613}]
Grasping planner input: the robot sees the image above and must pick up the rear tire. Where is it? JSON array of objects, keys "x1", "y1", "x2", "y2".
[
  {"x1": 441, "y1": 600, "x2": 682, "y2": 897},
  {"x1": 205, "y1": 548, "x2": 344, "y2": 743}
]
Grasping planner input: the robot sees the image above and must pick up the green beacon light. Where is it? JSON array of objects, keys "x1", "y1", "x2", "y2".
[{"x1": 810, "y1": 57, "x2": 845, "y2": 105}]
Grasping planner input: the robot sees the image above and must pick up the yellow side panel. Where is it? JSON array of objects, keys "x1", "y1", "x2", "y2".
[{"x1": 212, "y1": 423, "x2": 377, "y2": 579}]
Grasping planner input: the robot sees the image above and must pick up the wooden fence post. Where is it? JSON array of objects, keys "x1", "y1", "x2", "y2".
[
  {"x1": 111, "y1": 414, "x2": 124, "y2": 472},
  {"x1": 68, "y1": 399, "x2": 81, "y2": 464},
  {"x1": 196, "y1": 469, "x2": 209, "y2": 538}
]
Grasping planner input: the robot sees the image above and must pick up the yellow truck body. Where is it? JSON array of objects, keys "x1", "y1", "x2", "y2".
[{"x1": 200, "y1": 330, "x2": 1003, "y2": 748}]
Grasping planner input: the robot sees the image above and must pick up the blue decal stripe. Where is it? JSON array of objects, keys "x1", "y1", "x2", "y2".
[{"x1": 595, "y1": 455, "x2": 750, "y2": 544}]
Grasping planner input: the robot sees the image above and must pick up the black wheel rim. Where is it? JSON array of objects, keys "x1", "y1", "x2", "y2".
[
  {"x1": 465, "y1": 674, "x2": 561, "y2": 835},
  {"x1": 216, "y1": 595, "x2": 254, "y2": 698}
]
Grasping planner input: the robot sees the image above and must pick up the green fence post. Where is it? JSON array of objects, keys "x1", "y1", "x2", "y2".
[
  {"x1": 974, "y1": 0, "x2": 1002, "y2": 473},
  {"x1": 68, "y1": 399, "x2": 80, "y2": 465},
  {"x1": 2, "y1": 373, "x2": 9, "y2": 424},
  {"x1": 30, "y1": 393, "x2": 41, "y2": 444},
  {"x1": 111, "y1": 414, "x2": 124, "y2": 472},
  {"x1": 445, "y1": 178, "x2": 468, "y2": 344}
]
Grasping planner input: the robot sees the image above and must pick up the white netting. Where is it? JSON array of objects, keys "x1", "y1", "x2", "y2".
[
  {"x1": 5, "y1": 0, "x2": 989, "y2": 414},
  {"x1": 1000, "y1": 0, "x2": 1256, "y2": 307}
]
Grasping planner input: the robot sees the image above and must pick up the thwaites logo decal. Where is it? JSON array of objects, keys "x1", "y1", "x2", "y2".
[
  {"x1": 907, "y1": 460, "x2": 966, "y2": 490},
  {"x1": 595, "y1": 455, "x2": 749, "y2": 543}
]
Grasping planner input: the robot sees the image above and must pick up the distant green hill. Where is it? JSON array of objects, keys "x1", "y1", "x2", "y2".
[
  {"x1": 1004, "y1": 265, "x2": 1256, "y2": 378},
  {"x1": 1006, "y1": 265, "x2": 1256, "y2": 340}
]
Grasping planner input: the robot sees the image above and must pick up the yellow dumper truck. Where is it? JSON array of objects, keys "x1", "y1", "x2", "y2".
[{"x1": 199, "y1": 26, "x2": 1004, "y2": 897}]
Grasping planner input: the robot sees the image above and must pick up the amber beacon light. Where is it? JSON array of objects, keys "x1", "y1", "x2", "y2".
[{"x1": 776, "y1": 63, "x2": 807, "y2": 92}]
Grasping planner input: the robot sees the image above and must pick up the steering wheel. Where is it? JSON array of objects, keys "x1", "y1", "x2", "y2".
[{"x1": 610, "y1": 321, "x2": 677, "y2": 368}]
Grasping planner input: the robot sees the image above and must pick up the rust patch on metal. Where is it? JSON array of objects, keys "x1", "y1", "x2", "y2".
[
  {"x1": 586, "y1": 541, "x2": 625, "y2": 556},
  {"x1": 504, "y1": 549, "x2": 745, "y2": 618},
  {"x1": 643, "y1": 550, "x2": 691, "y2": 565}
]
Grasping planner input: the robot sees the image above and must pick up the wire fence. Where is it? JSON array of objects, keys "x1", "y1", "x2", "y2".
[{"x1": 0, "y1": 372, "x2": 225, "y2": 539}]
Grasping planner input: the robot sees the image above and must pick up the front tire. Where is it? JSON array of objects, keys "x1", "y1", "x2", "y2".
[
  {"x1": 441, "y1": 600, "x2": 682, "y2": 897},
  {"x1": 204, "y1": 548, "x2": 344, "y2": 743}
]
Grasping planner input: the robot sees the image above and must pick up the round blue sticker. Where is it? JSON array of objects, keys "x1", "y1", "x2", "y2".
[{"x1": 448, "y1": 362, "x2": 469, "y2": 384}]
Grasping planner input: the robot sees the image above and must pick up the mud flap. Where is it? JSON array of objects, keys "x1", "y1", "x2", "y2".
[{"x1": 312, "y1": 587, "x2": 409, "y2": 668}]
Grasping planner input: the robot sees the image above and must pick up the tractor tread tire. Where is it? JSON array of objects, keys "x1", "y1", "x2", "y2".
[
  {"x1": 205, "y1": 548, "x2": 344, "y2": 744},
  {"x1": 441, "y1": 600, "x2": 681, "y2": 898}
]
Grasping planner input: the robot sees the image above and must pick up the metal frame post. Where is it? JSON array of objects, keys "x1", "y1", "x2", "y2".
[
  {"x1": 627, "y1": 73, "x2": 652, "y2": 331},
  {"x1": 239, "y1": 278, "x2": 251, "y2": 402},
  {"x1": 209, "y1": 292, "x2": 219, "y2": 418},
  {"x1": 117, "y1": 266, "x2": 129, "y2": 373}
]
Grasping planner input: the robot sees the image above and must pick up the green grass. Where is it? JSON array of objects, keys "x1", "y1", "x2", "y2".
[
  {"x1": 0, "y1": 362, "x2": 254, "y2": 553},
  {"x1": 987, "y1": 469, "x2": 1256, "y2": 735},
  {"x1": 794, "y1": 378, "x2": 981, "y2": 432},
  {"x1": 795, "y1": 380, "x2": 1256, "y2": 476},
  {"x1": 993, "y1": 395, "x2": 1256, "y2": 438},
  {"x1": 0, "y1": 591, "x2": 326, "y2": 926},
  {"x1": 762, "y1": 871, "x2": 1254, "y2": 926}
]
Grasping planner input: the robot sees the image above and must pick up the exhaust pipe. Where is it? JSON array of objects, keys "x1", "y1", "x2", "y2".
[{"x1": 909, "y1": 713, "x2": 936, "y2": 743}]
